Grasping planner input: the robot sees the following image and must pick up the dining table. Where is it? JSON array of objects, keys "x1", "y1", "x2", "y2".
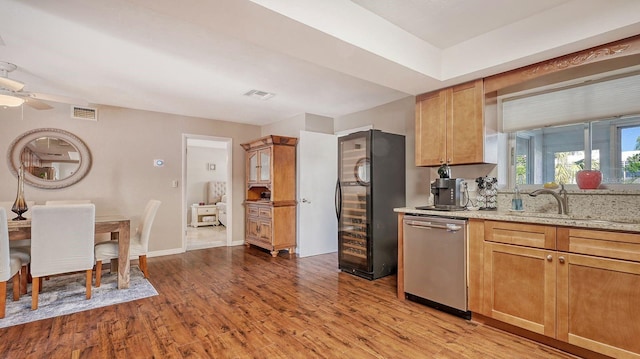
[{"x1": 7, "y1": 215, "x2": 131, "y2": 289}]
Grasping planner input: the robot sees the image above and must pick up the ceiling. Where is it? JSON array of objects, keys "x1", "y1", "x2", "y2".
[{"x1": 0, "y1": 0, "x2": 639, "y2": 126}]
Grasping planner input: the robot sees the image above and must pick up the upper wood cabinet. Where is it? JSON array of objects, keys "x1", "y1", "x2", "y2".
[
  {"x1": 241, "y1": 135, "x2": 297, "y2": 202},
  {"x1": 415, "y1": 79, "x2": 497, "y2": 166},
  {"x1": 247, "y1": 147, "x2": 271, "y2": 184}
]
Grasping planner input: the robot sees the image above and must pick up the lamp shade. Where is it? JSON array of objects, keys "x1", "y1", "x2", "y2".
[{"x1": 0, "y1": 93, "x2": 25, "y2": 107}]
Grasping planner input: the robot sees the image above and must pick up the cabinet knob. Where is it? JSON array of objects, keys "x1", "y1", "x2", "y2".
[
  {"x1": 559, "y1": 256, "x2": 565, "y2": 264},
  {"x1": 546, "y1": 255, "x2": 553, "y2": 262}
]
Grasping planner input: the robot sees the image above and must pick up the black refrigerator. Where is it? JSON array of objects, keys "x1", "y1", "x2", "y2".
[{"x1": 335, "y1": 129, "x2": 406, "y2": 280}]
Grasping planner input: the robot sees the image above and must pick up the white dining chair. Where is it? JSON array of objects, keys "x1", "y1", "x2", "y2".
[
  {"x1": 94, "y1": 200, "x2": 161, "y2": 286},
  {"x1": 45, "y1": 200, "x2": 92, "y2": 205},
  {"x1": 0, "y1": 200, "x2": 34, "y2": 295},
  {"x1": 30, "y1": 204, "x2": 95, "y2": 310},
  {"x1": 0, "y1": 208, "x2": 22, "y2": 318}
]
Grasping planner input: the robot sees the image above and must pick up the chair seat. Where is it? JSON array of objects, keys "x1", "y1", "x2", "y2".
[
  {"x1": 9, "y1": 249, "x2": 30, "y2": 265},
  {"x1": 7, "y1": 257, "x2": 21, "y2": 280},
  {"x1": 95, "y1": 240, "x2": 144, "y2": 261}
]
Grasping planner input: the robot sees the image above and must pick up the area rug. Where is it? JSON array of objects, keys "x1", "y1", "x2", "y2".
[{"x1": 0, "y1": 267, "x2": 158, "y2": 328}]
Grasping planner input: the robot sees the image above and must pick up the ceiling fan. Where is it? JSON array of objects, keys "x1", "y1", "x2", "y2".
[{"x1": 0, "y1": 61, "x2": 88, "y2": 110}]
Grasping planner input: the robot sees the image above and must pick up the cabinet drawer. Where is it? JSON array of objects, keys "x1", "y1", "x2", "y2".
[
  {"x1": 198, "y1": 207, "x2": 217, "y2": 215},
  {"x1": 558, "y1": 227, "x2": 640, "y2": 262},
  {"x1": 247, "y1": 205, "x2": 259, "y2": 217},
  {"x1": 485, "y1": 220, "x2": 556, "y2": 249},
  {"x1": 259, "y1": 207, "x2": 272, "y2": 219}
]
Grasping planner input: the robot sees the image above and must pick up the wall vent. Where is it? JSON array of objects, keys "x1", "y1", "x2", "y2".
[
  {"x1": 71, "y1": 106, "x2": 98, "y2": 121},
  {"x1": 243, "y1": 89, "x2": 275, "y2": 100}
]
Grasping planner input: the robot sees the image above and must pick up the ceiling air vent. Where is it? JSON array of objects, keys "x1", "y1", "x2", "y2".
[
  {"x1": 71, "y1": 106, "x2": 98, "y2": 121},
  {"x1": 243, "y1": 89, "x2": 275, "y2": 100}
]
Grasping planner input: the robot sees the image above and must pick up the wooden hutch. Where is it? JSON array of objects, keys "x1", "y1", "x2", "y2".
[{"x1": 241, "y1": 135, "x2": 297, "y2": 257}]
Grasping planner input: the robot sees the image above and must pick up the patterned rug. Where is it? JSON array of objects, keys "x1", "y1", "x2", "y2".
[{"x1": 0, "y1": 267, "x2": 158, "y2": 328}]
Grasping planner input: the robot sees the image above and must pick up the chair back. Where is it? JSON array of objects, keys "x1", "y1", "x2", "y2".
[
  {"x1": 45, "y1": 200, "x2": 92, "y2": 205},
  {"x1": 30, "y1": 204, "x2": 95, "y2": 277},
  {"x1": 136, "y1": 200, "x2": 161, "y2": 253},
  {"x1": 0, "y1": 208, "x2": 12, "y2": 282}
]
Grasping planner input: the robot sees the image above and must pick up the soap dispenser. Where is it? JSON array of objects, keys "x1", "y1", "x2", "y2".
[{"x1": 512, "y1": 186, "x2": 523, "y2": 211}]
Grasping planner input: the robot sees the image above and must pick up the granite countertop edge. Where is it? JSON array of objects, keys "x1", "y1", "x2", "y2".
[{"x1": 395, "y1": 207, "x2": 640, "y2": 233}]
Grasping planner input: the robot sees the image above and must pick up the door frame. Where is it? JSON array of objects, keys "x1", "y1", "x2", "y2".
[{"x1": 182, "y1": 133, "x2": 233, "y2": 251}]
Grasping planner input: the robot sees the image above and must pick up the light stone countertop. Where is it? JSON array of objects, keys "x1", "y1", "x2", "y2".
[{"x1": 394, "y1": 207, "x2": 640, "y2": 233}]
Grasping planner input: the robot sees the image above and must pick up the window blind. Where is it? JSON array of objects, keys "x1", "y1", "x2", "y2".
[{"x1": 502, "y1": 72, "x2": 640, "y2": 132}]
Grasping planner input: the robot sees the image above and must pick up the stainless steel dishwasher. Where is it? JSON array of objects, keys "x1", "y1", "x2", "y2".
[{"x1": 403, "y1": 214, "x2": 471, "y2": 319}]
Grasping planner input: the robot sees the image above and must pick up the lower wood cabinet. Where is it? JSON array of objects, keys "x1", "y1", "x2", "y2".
[
  {"x1": 245, "y1": 202, "x2": 296, "y2": 257},
  {"x1": 557, "y1": 253, "x2": 640, "y2": 358},
  {"x1": 482, "y1": 242, "x2": 557, "y2": 337},
  {"x1": 471, "y1": 220, "x2": 640, "y2": 359}
]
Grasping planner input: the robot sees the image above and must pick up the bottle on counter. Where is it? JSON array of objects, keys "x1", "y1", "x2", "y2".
[{"x1": 512, "y1": 185, "x2": 523, "y2": 211}]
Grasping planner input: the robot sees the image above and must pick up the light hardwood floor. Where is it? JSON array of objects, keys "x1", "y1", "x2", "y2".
[
  {"x1": 0, "y1": 246, "x2": 582, "y2": 358},
  {"x1": 186, "y1": 225, "x2": 227, "y2": 250}
]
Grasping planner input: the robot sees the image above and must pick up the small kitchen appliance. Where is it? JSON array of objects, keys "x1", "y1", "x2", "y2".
[{"x1": 430, "y1": 178, "x2": 465, "y2": 210}]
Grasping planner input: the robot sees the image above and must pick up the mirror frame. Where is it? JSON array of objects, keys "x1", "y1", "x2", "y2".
[{"x1": 7, "y1": 128, "x2": 92, "y2": 189}]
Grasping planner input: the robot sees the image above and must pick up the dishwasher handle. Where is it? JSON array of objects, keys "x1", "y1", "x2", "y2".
[{"x1": 404, "y1": 220, "x2": 463, "y2": 232}]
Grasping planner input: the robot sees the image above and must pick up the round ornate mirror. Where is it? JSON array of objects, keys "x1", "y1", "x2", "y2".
[
  {"x1": 7, "y1": 128, "x2": 92, "y2": 189},
  {"x1": 354, "y1": 157, "x2": 370, "y2": 186}
]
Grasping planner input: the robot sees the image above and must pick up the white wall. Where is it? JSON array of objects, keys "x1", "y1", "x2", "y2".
[{"x1": 0, "y1": 103, "x2": 261, "y2": 255}]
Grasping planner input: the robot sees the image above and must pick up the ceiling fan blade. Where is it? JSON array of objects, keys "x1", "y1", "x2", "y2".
[
  {"x1": 27, "y1": 92, "x2": 89, "y2": 106},
  {"x1": 0, "y1": 76, "x2": 25, "y2": 91},
  {"x1": 22, "y1": 97, "x2": 53, "y2": 110}
]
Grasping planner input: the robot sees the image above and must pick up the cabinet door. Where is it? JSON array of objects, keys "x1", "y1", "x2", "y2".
[
  {"x1": 557, "y1": 253, "x2": 640, "y2": 358},
  {"x1": 247, "y1": 150, "x2": 258, "y2": 183},
  {"x1": 448, "y1": 79, "x2": 484, "y2": 165},
  {"x1": 258, "y1": 148, "x2": 271, "y2": 183},
  {"x1": 483, "y1": 242, "x2": 556, "y2": 337},
  {"x1": 247, "y1": 216, "x2": 260, "y2": 240},
  {"x1": 258, "y1": 221, "x2": 272, "y2": 244},
  {"x1": 415, "y1": 91, "x2": 447, "y2": 166}
]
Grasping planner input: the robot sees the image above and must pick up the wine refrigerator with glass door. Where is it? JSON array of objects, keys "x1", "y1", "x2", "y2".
[{"x1": 335, "y1": 129, "x2": 405, "y2": 280}]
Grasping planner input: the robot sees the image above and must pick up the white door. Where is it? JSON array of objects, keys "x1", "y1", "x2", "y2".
[{"x1": 298, "y1": 131, "x2": 338, "y2": 257}]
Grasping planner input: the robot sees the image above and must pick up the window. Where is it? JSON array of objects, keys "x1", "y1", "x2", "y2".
[
  {"x1": 512, "y1": 117, "x2": 640, "y2": 186},
  {"x1": 502, "y1": 68, "x2": 640, "y2": 187}
]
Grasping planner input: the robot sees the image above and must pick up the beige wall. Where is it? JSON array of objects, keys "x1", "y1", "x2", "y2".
[
  {"x1": 0, "y1": 103, "x2": 260, "y2": 255},
  {"x1": 260, "y1": 113, "x2": 334, "y2": 137}
]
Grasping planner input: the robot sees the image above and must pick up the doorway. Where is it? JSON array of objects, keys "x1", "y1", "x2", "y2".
[{"x1": 182, "y1": 134, "x2": 233, "y2": 251}]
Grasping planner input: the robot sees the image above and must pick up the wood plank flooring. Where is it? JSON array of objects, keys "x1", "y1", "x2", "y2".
[{"x1": 0, "y1": 246, "x2": 581, "y2": 358}]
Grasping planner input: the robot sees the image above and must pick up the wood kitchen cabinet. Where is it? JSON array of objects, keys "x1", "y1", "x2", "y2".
[
  {"x1": 241, "y1": 135, "x2": 297, "y2": 257},
  {"x1": 415, "y1": 79, "x2": 496, "y2": 166},
  {"x1": 556, "y1": 228, "x2": 640, "y2": 358},
  {"x1": 480, "y1": 221, "x2": 557, "y2": 337},
  {"x1": 470, "y1": 220, "x2": 640, "y2": 359},
  {"x1": 482, "y1": 242, "x2": 557, "y2": 337}
]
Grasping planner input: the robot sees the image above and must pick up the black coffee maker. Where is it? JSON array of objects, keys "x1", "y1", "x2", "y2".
[{"x1": 430, "y1": 163, "x2": 465, "y2": 210}]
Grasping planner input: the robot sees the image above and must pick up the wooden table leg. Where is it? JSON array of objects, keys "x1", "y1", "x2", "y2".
[{"x1": 117, "y1": 221, "x2": 131, "y2": 289}]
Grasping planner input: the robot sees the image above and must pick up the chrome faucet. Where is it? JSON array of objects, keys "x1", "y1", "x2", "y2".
[{"x1": 529, "y1": 184, "x2": 568, "y2": 215}]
